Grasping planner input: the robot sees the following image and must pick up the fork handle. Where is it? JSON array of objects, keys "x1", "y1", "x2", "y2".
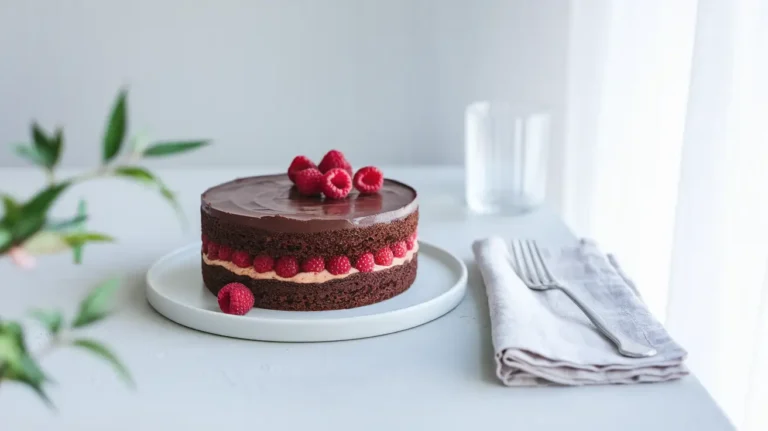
[{"x1": 556, "y1": 286, "x2": 658, "y2": 358}]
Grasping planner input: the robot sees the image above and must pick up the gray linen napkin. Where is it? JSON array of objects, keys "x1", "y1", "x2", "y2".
[{"x1": 472, "y1": 237, "x2": 688, "y2": 386}]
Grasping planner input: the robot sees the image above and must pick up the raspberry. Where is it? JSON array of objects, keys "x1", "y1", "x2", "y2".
[
  {"x1": 275, "y1": 256, "x2": 299, "y2": 278},
  {"x1": 253, "y1": 255, "x2": 274, "y2": 273},
  {"x1": 355, "y1": 253, "x2": 375, "y2": 273},
  {"x1": 318, "y1": 149, "x2": 352, "y2": 175},
  {"x1": 295, "y1": 168, "x2": 324, "y2": 196},
  {"x1": 288, "y1": 155, "x2": 317, "y2": 183},
  {"x1": 322, "y1": 168, "x2": 352, "y2": 199},
  {"x1": 232, "y1": 250, "x2": 251, "y2": 268},
  {"x1": 217, "y1": 282, "x2": 255, "y2": 315},
  {"x1": 326, "y1": 256, "x2": 351, "y2": 275},
  {"x1": 353, "y1": 166, "x2": 384, "y2": 194},
  {"x1": 391, "y1": 241, "x2": 407, "y2": 258},
  {"x1": 374, "y1": 247, "x2": 394, "y2": 266},
  {"x1": 406, "y1": 232, "x2": 417, "y2": 250},
  {"x1": 207, "y1": 242, "x2": 219, "y2": 258},
  {"x1": 301, "y1": 256, "x2": 325, "y2": 273},
  {"x1": 217, "y1": 245, "x2": 233, "y2": 261}
]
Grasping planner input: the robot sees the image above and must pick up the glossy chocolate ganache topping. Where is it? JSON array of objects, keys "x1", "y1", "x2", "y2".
[{"x1": 201, "y1": 174, "x2": 418, "y2": 233}]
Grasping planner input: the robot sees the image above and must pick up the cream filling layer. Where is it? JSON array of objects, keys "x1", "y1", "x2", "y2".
[{"x1": 203, "y1": 242, "x2": 419, "y2": 284}]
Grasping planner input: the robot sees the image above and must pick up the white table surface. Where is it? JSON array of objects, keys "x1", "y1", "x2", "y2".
[{"x1": 0, "y1": 166, "x2": 733, "y2": 430}]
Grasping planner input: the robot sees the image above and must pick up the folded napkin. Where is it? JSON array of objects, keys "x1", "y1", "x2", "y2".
[{"x1": 472, "y1": 237, "x2": 688, "y2": 386}]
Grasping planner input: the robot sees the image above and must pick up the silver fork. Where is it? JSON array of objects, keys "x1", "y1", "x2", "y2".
[{"x1": 510, "y1": 239, "x2": 657, "y2": 358}]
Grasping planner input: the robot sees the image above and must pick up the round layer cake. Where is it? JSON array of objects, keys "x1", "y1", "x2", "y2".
[{"x1": 200, "y1": 174, "x2": 419, "y2": 311}]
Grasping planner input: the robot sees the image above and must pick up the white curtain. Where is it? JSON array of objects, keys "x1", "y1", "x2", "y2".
[{"x1": 562, "y1": 0, "x2": 768, "y2": 429}]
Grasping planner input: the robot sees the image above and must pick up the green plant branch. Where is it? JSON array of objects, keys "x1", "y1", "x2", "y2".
[{"x1": 0, "y1": 88, "x2": 208, "y2": 407}]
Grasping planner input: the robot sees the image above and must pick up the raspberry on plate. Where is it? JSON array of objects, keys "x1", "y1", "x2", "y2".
[
  {"x1": 217, "y1": 282, "x2": 255, "y2": 315},
  {"x1": 355, "y1": 253, "x2": 375, "y2": 272},
  {"x1": 353, "y1": 166, "x2": 384, "y2": 194},
  {"x1": 275, "y1": 256, "x2": 299, "y2": 278},
  {"x1": 288, "y1": 155, "x2": 317, "y2": 183},
  {"x1": 295, "y1": 168, "x2": 324, "y2": 196},
  {"x1": 322, "y1": 168, "x2": 353, "y2": 199},
  {"x1": 326, "y1": 255, "x2": 351, "y2": 275},
  {"x1": 318, "y1": 149, "x2": 352, "y2": 175}
]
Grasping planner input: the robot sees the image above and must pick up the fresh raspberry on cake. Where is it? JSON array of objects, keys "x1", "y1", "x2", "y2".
[
  {"x1": 207, "y1": 242, "x2": 219, "y2": 258},
  {"x1": 232, "y1": 250, "x2": 251, "y2": 268},
  {"x1": 217, "y1": 282, "x2": 255, "y2": 315},
  {"x1": 374, "y1": 247, "x2": 394, "y2": 266},
  {"x1": 326, "y1": 255, "x2": 351, "y2": 275},
  {"x1": 353, "y1": 166, "x2": 384, "y2": 194},
  {"x1": 275, "y1": 256, "x2": 299, "y2": 278},
  {"x1": 322, "y1": 168, "x2": 353, "y2": 199},
  {"x1": 406, "y1": 232, "x2": 417, "y2": 250},
  {"x1": 253, "y1": 255, "x2": 274, "y2": 273},
  {"x1": 301, "y1": 256, "x2": 325, "y2": 273},
  {"x1": 288, "y1": 155, "x2": 317, "y2": 183},
  {"x1": 318, "y1": 149, "x2": 352, "y2": 175},
  {"x1": 295, "y1": 168, "x2": 324, "y2": 196},
  {"x1": 217, "y1": 245, "x2": 233, "y2": 261},
  {"x1": 355, "y1": 253, "x2": 375, "y2": 273},
  {"x1": 391, "y1": 241, "x2": 407, "y2": 258}
]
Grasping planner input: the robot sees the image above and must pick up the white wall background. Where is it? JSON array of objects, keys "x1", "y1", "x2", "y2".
[{"x1": 0, "y1": 0, "x2": 568, "y2": 168}]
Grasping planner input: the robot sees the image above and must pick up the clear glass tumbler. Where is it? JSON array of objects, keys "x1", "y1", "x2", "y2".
[{"x1": 465, "y1": 101, "x2": 550, "y2": 214}]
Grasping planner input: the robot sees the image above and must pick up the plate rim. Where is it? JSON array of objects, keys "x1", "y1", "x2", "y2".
[{"x1": 146, "y1": 240, "x2": 468, "y2": 339}]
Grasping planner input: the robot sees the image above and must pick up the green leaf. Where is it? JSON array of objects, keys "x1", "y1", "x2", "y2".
[
  {"x1": 102, "y1": 90, "x2": 128, "y2": 163},
  {"x1": 51, "y1": 128, "x2": 63, "y2": 168},
  {"x1": 2, "y1": 194, "x2": 22, "y2": 225},
  {"x1": 63, "y1": 232, "x2": 114, "y2": 247},
  {"x1": 10, "y1": 214, "x2": 45, "y2": 244},
  {"x1": 29, "y1": 310, "x2": 63, "y2": 335},
  {"x1": 13, "y1": 145, "x2": 48, "y2": 168},
  {"x1": 0, "y1": 228, "x2": 11, "y2": 252},
  {"x1": 31, "y1": 122, "x2": 56, "y2": 169},
  {"x1": 71, "y1": 278, "x2": 119, "y2": 328},
  {"x1": 21, "y1": 231, "x2": 69, "y2": 255},
  {"x1": 45, "y1": 214, "x2": 88, "y2": 231},
  {"x1": 71, "y1": 339, "x2": 133, "y2": 387},
  {"x1": 0, "y1": 322, "x2": 52, "y2": 407},
  {"x1": 72, "y1": 200, "x2": 86, "y2": 264},
  {"x1": 142, "y1": 140, "x2": 209, "y2": 157},
  {"x1": 14, "y1": 354, "x2": 53, "y2": 407},
  {"x1": 114, "y1": 166, "x2": 156, "y2": 183},
  {"x1": 22, "y1": 182, "x2": 70, "y2": 217},
  {"x1": 0, "y1": 321, "x2": 24, "y2": 364}
]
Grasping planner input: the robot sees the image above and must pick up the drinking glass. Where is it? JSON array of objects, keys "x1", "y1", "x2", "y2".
[{"x1": 464, "y1": 102, "x2": 550, "y2": 214}]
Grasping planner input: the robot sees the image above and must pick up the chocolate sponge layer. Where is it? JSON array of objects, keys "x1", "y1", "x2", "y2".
[
  {"x1": 203, "y1": 254, "x2": 418, "y2": 311},
  {"x1": 201, "y1": 210, "x2": 418, "y2": 261}
]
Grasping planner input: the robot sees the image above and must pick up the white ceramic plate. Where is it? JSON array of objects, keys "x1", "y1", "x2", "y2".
[{"x1": 146, "y1": 241, "x2": 467, "y2": 342}]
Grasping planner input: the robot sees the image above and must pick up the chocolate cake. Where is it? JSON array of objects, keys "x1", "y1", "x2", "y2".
[{"x1": 200, "y1": 174, "x2": 419, "y2": 311}]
